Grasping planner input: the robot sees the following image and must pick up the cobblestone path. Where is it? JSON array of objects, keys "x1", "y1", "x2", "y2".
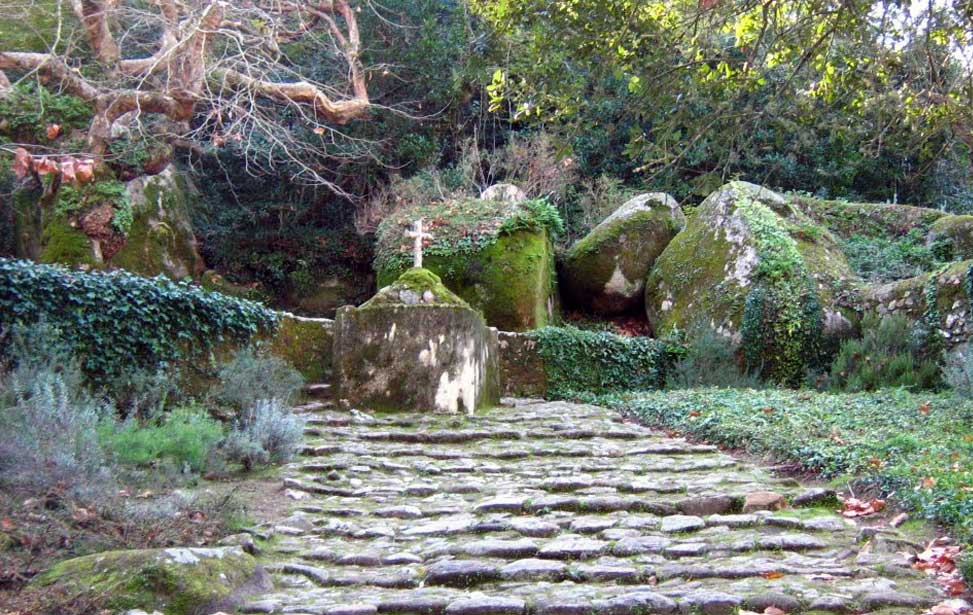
[{"x1": 243, "y1": 396, "x2": 941, "y2": 615}]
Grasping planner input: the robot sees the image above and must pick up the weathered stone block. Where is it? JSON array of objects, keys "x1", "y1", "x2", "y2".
[{"x1": 333, "y1": 269, "x2": 499, "y2": 413}]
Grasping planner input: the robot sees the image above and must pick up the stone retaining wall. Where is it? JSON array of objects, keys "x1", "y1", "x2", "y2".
[{"x1": 497, "y1": 332, "x2": 548, "y2": 398}]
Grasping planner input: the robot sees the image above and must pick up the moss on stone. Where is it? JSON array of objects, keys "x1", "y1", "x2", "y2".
[
  {"x1": 646, "y1": 182, "x2": 854, "y2": 384},
  {"x1": 562, "y1": 193, "x2": 685, "y2": 314},
  {"x1": 378, "y1": 229, "x2": 555, "y2": 330},
  {"x1": 39, "y1": 218, "x2": 94, "y2": 266},
  {"x1": 794, "y1": 197, "x2": 947, "y2": 240},
  {"x1": 928, "y1": 214, "x2": 973, "y2": 261},
  {"x1": 31, "y1": 547, "x2": 265, "y2": 615},
  {"x1": 111, "y1": 166, "x2": 205, "y2": 280},
  {"x1": 366, "y1": 267, "x2": 470, "y2": 309},
  {"x1": 268, "y1": 315, "x2": 333, "y2": 383}
]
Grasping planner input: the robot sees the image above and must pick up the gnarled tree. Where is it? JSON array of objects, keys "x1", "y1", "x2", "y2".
[{"x1": 0, "y1": 0, "x2": 371, "y2": 188}]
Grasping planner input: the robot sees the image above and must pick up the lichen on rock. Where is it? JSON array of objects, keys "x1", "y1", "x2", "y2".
[
  {"x1": 561, "y1": 192, "x2": 685, "y2": 314},
  {"x1": 927, "y1": 215, "x2": 973, "y2": 262},
  {"x1": 111, "y1": 165, "x2": 206, "y2": 279}
]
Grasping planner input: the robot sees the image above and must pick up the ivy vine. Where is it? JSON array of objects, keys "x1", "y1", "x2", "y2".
[{"x1": 0, "y1": 259, "x2": 278, "y2": 384}]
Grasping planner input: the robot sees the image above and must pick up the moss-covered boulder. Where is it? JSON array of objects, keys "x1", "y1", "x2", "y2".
[
  {"x1": 793, "y1": 197, "x2": 947, "y2": 240},
  {"x1": 111, "y1": 165, "x2": 206, "y2": 279},
  {"x1": 30, "y1": 546, "x2": 270, "y2": 615},
  {"x1": 927, "y1": 215, "x2": 973, "y2": 261},
  {"x1": 271, "y1": 313, "x2": 335, "y2": 383},
  {"x1": 284, "y1": 271, "x2": 375, "y2": 317},
  {"x1": 645, "y1": 181, "x2": 856, "y2": 383},
  {"x1": 374, "y1": 199, "x2": 561, "y2": 331},
  {"x1": 334, "y1": 268, "x2": 500, "y2": 413},
  {"x1": 561, "y1": 193, "x2": 685, "y2": 314},
  {"x1": 852, "y1": 260, "x2": 973, "y2": 345}
]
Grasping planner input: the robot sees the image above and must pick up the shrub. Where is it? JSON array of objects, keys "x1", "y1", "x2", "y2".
[
  {"x1": 213, "y1": 347, "x2": 304, "y2": 411},
  {"x1": 100, "y1": 406, "x2": 225, "y2": 474},
  {"x1": 667, "y1": 327, "x2": 763, "y2": 389},
  {"x1": 841, "y1": 229, "x2": 947, "y2": 282},
  {"x1": 104, "y1": 366, "x2": 181, "y2": 420},
  {"x1": 222, "y1": 399, "x2": 304, "y2": 471},
  {"x1": 961, "y1": 552, "x2": 973, "y2": 586},
  {"x1": 827, "y1": 314, "x2": 942, "y2": 392},
  {"x1": 532, "y1": 326, "x2": 669, "y2": 398},
  {"x1": 945, "y1": 343, "x2": 973, "y2": 399},
  {"x1": 0, "y1": 259, "x2": 278, "y2": 385},
  {"x1": 0, "y1": 365, "x2": 112, "y2": 498}
]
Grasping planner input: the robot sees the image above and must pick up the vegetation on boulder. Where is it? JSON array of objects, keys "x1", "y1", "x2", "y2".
[
  {"x1": 375, "y1": 199, "x2": 561, "y2": 330},
  {"x1": 31, "y1": 546, "x2": 269, "y2": 615},
  {"x1": 646, "y1": 182, "x2": 854, "y2": 384}
]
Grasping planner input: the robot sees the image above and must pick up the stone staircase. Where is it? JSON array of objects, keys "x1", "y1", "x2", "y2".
[{"x1": 242, "y1": 395, "x2": 942, "y2": 615}]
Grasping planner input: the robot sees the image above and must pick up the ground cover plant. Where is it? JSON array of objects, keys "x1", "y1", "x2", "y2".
[{"x1": 595, "y1": 387, "x2": 973, "y2": 548}]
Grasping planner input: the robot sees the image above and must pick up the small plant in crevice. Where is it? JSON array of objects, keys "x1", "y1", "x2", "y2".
[
  {"x1": 827, "y1": 314, "x2": 942, "y2": 392},
  {"x1": 667, "y1": 326, "x2": 763, "y2": 390},
  {"x1": 222, "y1": 398, "x2": 304, "y2": 471}
]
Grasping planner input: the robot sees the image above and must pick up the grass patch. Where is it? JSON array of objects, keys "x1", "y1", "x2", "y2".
[
  {"x1": 596, "y1": 387, "x2": 973, "y2": 543},
  {"x1": 841, "y1": 229, "x2": 948, "y2": 282}
]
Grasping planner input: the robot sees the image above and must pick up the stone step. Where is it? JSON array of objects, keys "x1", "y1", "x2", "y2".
[
  {"x1": 303, "y1": 383, "x2": 334, "y2": 400},
  {"x1": 254, "y1": 399, "x2": 941, "y2": 615}
]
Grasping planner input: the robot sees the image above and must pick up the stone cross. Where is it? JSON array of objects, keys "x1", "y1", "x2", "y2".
[{"x1": 404, "y1": 218, "x2": 433, "y2": 268}]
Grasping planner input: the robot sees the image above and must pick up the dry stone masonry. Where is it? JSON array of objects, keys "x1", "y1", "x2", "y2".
[{"x1": 244, "y1": 396, "x2": 943, "y2": 615}]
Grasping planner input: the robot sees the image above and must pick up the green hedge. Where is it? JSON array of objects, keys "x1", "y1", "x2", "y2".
[
  {"x1": 532, "y1": 326, "x2": 670, "y2": 398},
  {"x1": 0, "y1": 259, "x2": 278, "y2": 382}
]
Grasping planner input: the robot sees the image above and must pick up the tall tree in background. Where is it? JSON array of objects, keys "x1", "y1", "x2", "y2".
[
  {"x1": 472, "y1": 0, "x2": 973, "y2": 205},
  {"x1": 0, "y1": 0, "x2": 371, "y2": 189}
]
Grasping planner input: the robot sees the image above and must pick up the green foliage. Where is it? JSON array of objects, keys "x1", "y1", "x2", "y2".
[
  {"x1": 470, "y1": 0, "x2": 972, "y2": 207},
  {"x1": 56, "y1": 179, "x2": 133, "y2": 235},
  {"x1": 961, "y1": 552, "x2": 973, "y2": 586},
  {"x1": 221, "y1": 399, "x2": 304, "y2": 471},
  {"x1": 736, "y1": 197, "x2": 824, "y2": 385},
  {"x1": 212, "y1": 347, "x2": 304, "y2": 411},
  {"x1": 827, "y1": 314, "x2": 942, "y2": 392},
  {"x1": 841, "y1": 229, "x2": 947, "y2": 282},
  {"x1": 100, "y1": 406, "x2": 224, "y2": 474},
  {"x1": 531, "y1": 326, "x2": 668, "y2": 398},
  {"x1": 600, "y1": 387, "x2": 973, "y2": 542},
  {"x1": 0, "y1": 259, "x2": 278, "y2": 385},
  {"x1": 0, "y1": 82, "x2": 93, "y2": 142},
  {"x1": 667, "y1": 326, "x2": 763, "y2": 389}
]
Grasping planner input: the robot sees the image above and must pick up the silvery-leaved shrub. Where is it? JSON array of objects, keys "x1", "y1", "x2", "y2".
[
  {"x1": 0, "y1": 365, "x2": 113, "y2": 498},
  {"x1": 222, "y1": 398, "x2": 304, "y2": 471},
  {"x1": 214, "y1": 347, "x2": 304, "y2": 411}
]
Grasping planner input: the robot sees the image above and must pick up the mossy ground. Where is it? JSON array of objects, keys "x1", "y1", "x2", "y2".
[{"x1": 32, "y1": 547, "x2": 260, "y2": 615}]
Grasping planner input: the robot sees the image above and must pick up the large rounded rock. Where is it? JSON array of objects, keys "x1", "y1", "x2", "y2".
[
  {"x1": 111, "y1": 165, "x2": 206, "y2": 279},
  {"x1": 561, "y1": 193, "x2": 684, "y2": 314},
  {"x1": 375, "y1": 199, "x2": 559, "y2": 331},
  {"x1": 645, "y1": 181, "x2": 855, "y2": 383},
  {"x1": 30, "y1": 546, "x2": 270, "y2": 615},
  {"x1": 927, "y1": 214, "x2": 973, "y2": 261}
]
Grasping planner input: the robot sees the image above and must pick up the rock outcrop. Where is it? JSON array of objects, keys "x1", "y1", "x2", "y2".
[
  {"x1": 645, "y1": 182, "x2": 855, "y2": 383},
  {"x1": 111, "y1": 165, "x2": 206, "y2": 279},
  {"x1": 561, "y1": 193, "x2": 684, "y2": 314},
  {"x1": 31, "y1": 546, "x2": 270, "y2": 615},
  {"x1": 375, "y1": 198, "x2": 559, "y2": 331},
  {"x1": 927, "y1": 215, "x2": 973, "y2": 261}
]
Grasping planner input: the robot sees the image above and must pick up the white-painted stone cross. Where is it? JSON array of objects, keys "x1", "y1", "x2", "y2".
[{"x1": 405, "y1": 218, "x2": 433, "y2": 268}]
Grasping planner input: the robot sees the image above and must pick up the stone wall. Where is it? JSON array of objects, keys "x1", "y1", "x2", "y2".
[
  {"x1": 270, "y1": 314, "x2": 334, "y2": 383},
  {"x1": 497, "y1": 332, "x2": 548, "y2": 398}
]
